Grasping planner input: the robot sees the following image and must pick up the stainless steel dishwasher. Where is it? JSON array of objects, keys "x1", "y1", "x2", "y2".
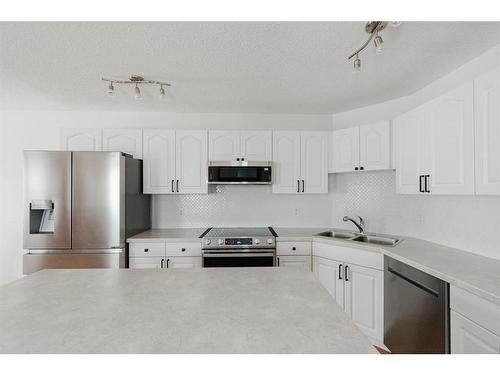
[{"x1": 384, "y1": 256, "x2": 450, "y2": 353}]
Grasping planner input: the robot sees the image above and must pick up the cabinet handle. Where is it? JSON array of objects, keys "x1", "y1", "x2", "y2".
[
  {"x1": 355, "y1": 167, "x2": 359, "y2": 171},
  {"x1": 345, "y1": 265, "x2": 349, "y2": 281},
  {"x1": 241, "y1": 158, "x2": 245, "y2": 161},
  {"x1": 297, "y1": 180, "x2": 300, "y2": 193},
  {"x1": 144, "y1": 248, "x2": 149, "y2": 253},
  {"x1": 176, "y1": 180, "x2": 179, "y2": 192},
  {"x1": 419, "y1": 175, "x2": 424, "y2": 193},
  {"x1": 292, "y1": 247, "x2": 296, "y2": 251},
  {"x1": 181, "y1": 248, "x2": 186, "y2": 252},
  {"x1": 339, "y1": 264, "x2": 343, "y2": 280},
  {"x1": 424, "y1": 175, "x2": 430, "y2": 193},
  {"x1": 360, "y1": 166, "x2": 364, "y2": 171},
  {"x1": 302, "y1": 180, "x2": 305, "y2": 192},
  {"x1": 237, "y1": 158, "x2": 240, "y2": 161},
  {"x1": 277, "y1": 257, "x2": 280, "y2": 267},
  {"x1": 161, "y1": 259, "x2": 164, "y2": 268},
  {"x1": 166, "y1": 259, "x2": 170, "y2": 268},
  {"x1": 171, "y1": 180, "x2": 174, "y2": 193}
]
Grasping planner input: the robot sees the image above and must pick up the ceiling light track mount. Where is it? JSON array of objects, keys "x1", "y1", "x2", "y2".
[
  {"x1": 348, "y1": 21, "x2": 394, "y2": 71},
  {"x1": 102, "y1": 75, "x2": 171, "y2": 100}
]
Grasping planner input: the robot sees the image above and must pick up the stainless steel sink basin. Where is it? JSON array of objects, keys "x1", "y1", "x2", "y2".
[
  {"x1": 317, "y1": 231, "x2": 357, "y2": 240},
  {"x1": 351, "y1": 234, "x2": 401, "y2": 247}
]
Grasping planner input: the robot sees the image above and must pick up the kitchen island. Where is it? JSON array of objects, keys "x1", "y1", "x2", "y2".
[{"x1": 0, "y1": 267, "x2": 376, "y2": 354}]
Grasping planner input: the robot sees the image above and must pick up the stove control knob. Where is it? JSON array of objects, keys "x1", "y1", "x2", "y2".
[
  {"x1": 205, "y1": 239, "x2": 211, "y2": 245},
  {"x1": 254, "y1": 238, "x2": 261, "y2": 245},
  {"x1": 218, "y1": 239, "x2": 224, "y2": 245},
  {"x1": 267, "y1": 238, "x2": 273, "y2": 245}
]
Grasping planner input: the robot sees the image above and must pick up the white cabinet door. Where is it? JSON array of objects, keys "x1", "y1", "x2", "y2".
[
  {"x1": 61, "y1": 128, "x2": 102, "y2": 151},
  {"x1": 166, "y1": 257, "x2": 202, "y2": 269},
  {"x1": 175, "y1": 130, "x2": 208, "y2": 194},
  {"x1": 300, "y1": 131, "x2": 329, "y2": 194},
  {"x1": 102, "y1": 129, "x2": 143, "y2": 159},
  {"x1": 129, "y1": 257, "x2": 164, "y2": 269},
  {"x1": 143, "y1": 129, "x2": 176, "y2": 194},
  {"x1": 312, "y1": 256, "x2": 344, "y2": 309},
  {"x1": 474, "y1": 68, "x2": 500, "y2": 195},
  {"x1": 451, "y1": 311, "x2": 500, "y2": 354},
  {"x1": 394, "y1": 107, "x2": 427, "y2": 194},
  {"x1": 272, "y1": 131, "x2": 301, "y2": 194},
  {"x1": 208, "y1": 130, "x2": 240, "y2": 161},
  {"x1": 240, "y1": 130, "x2": 272, "y2": 161},
  {"x1": 428, "y1": 83, "x2": 474, "y2": 195},
  {"x1": 277, "y1": 255, "x2": 311, "y2": 270},
  {"x1": 331, "y1": 127, "x2": 360, "y2": 173},
  {"x1": 359, "y1": 122, "x2": 391, "y2": 171},
  {"x1": 343, "y1": 263, "x2": 384, "y2": 343}
]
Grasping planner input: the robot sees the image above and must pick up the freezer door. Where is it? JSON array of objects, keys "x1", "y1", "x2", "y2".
[
  {"x1": 23, "y1": 151, "x2": 72, "y2": 249},
  {"x1": 72, "y1": 152, "x2": 124, "y2": 249}
]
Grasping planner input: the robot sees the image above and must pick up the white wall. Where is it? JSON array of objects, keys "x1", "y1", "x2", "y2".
[{"x1": 0, "y1": 110, "x2": 331, "y2": 285}]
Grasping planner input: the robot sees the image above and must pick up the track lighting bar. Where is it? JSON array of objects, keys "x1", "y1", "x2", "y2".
[{"x1": 101, "y1": 75, "x2": 171, "y2": 100}]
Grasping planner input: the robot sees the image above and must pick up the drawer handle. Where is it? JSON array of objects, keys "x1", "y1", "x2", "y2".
[
  {"x1": 181, "y1": 248, "x2": 186, "y2": 252},
  {"x1": 339, "y1": 264, "x2": 343, "y2": 280},
  {"x1": 292, "y1": 247, "x2": 296, "y2": 251},
  {"x1": 144, "y1": 248, "x2": 149, "y2": 252}
]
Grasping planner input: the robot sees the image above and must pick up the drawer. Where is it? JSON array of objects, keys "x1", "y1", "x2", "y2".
[
  {"x1": 450, "y1": 286, "x2": 500, "y2": 337},
  {"x1": 312, "y1": 241, "x2": 383, "y2": 270},
  {"x1": 129, "y1": 242, "x2": 165, "y2": 257},
  {"x1": 165, "y1": 242, "x2": 202, "y2": 257},
  {"x1": 277, "y1": 241, "x2": 311, "y2": 256},
  {"x1": 277, "y1": 255, "x2": 312, "y2": 270},
  {"x1": 129, "y1": 257, "x2": 164, "y2": 269}
]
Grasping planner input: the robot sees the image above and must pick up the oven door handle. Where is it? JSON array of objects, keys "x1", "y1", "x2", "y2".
[{"x1": 202, "y1": 252, "x2": 275, "y2": 258}]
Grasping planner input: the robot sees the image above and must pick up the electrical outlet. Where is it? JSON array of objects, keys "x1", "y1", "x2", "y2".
[{"x1": 294, "y1": 208, "x2": 300, "y2": 216}]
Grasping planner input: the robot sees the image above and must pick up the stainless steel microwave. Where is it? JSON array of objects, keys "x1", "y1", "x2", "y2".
[{"x1": 207, "y1": 161, "x2": 272, "y2": 185}]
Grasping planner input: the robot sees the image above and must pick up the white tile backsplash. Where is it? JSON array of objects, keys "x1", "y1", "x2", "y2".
[
  {"x1": 152, "y1": 180, "x2": 334, "y2": 228},
  {"x1": 153, "y1": 171, "x2": 500, "y2": 260},
  {"x1": 331, "y1": 171, "x2": 500, "y2": 261}
]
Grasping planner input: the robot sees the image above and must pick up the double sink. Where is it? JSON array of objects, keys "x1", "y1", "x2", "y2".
[{"x1": 317, "y1": 230, "x2": 402, "y2": 247}]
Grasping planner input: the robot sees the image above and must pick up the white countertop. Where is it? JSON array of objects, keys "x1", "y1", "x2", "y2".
[
  {"x1": 127, "y1": 228, "x2": 207, "y2": 242},
  {"x1": 0, "y1": 268, "x2": 376, "y2": 354},
  {"x1": 274, "y1": 227, "x2": 330, "y2": 241}
]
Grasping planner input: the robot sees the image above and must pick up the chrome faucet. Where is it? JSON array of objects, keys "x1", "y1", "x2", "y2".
[{"x1": 343, "y1": 215, "x2": 365, "y2": 233}]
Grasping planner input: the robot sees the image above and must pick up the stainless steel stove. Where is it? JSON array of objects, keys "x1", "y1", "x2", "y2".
[{"x1": 201, "y1": 227, "x2": 277, "y2": 267}]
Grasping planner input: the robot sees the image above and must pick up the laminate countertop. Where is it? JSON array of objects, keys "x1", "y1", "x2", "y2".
[
  {"x1": 127, "y1": 228, "x2": 207, "y2": 242},
  {"x1": 0, "y1": 268, "x2": 376, "y2": 354}
]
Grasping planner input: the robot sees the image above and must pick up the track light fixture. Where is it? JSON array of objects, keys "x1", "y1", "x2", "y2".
[
  {"x1": 348, "y1": 21, "x2": 398, "y2": 71},
  {"x1": 102, "y1": 75, "x2": 171, "y2": 100}
]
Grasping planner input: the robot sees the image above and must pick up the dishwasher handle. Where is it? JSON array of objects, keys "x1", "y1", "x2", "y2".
[{"x1": 387, "y1": 266, "x2": 439, "y2": 297}]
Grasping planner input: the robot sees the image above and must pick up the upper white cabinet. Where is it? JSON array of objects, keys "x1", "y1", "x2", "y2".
[
  {"x1": 61, "y1": 128, "x2": 102, "y2": 151},
  {"x1": 102, "y1": 129, "x2": 143, "y2": 159},
  {"x1": 208, "y1": 130, "x2": 272, "y2": 161},
  {"x1": 331, "y1": 127, "x2": 360, "y2": 173},
  {"x1": 143, "y1": 130, "x2": 208, "y2": 194},
  {"x1": 474, "y1": 67, "x2": 500, "y2": 195},
  {"x1": 143, "y1": 130, "x2": 176, "y2": 194},
  {"x1": 331, "y1": 122, "x2": 391, "y2": 173},
  {"x1": 273, "y1": 131, "x2": 328, "y2": 194},
  {"x1": 394, "y1": 83, "x2": 474, "y2": 195},
  {"x1": 175, "y1": 130, "x2": 208, "y2": 194}
]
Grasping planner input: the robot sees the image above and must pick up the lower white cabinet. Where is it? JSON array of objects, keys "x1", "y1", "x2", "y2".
[
  {"x1": 165, "y1": 257, "x2": 202, "y2": 269},
  {"x1": 451, "y1": 311, "x2": 500, "y2": 354},
  {"x1": 129, "y1": 257, "x2": 164, "y2": 269},
  {"x1": 277, "y1": 255, "x2": 311, "y2": 270},
  {"x1": 312, "y1": 242, "x2": 384, "y2": 344},
  {"x1": 450, "y1": 285, "x2": 500, "y2": 353}
]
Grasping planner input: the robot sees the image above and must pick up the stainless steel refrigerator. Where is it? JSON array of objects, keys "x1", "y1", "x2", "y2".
[{"x1": 23, "y1": 151, "x2": 151, "y2": 274}]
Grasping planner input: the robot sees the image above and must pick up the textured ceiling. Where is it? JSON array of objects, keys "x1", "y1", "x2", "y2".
[{"x1": 1, "y1": 22, "x2": 500, "y2": 114}]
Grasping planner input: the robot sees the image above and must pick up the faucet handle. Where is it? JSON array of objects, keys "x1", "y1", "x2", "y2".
[{"x1": 357, "y1": 216, "x2": 365, "y2": 229}]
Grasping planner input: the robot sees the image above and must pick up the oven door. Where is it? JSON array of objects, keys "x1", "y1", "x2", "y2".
[
  {"x1": 202, "y1": 250, "x2": 275, "y2": 267},
  {"x1": 207, "y1": 162, "x2": 272, "y2": 185}
]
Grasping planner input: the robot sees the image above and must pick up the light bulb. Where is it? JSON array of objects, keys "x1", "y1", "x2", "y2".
[
  {"x1": 374, "y1": 33, "x2": 384, "y2": 55},
  {"x1": 107, "y1": 82, "x2": 114, "y2": 97},
  {"x1": 159, "y1": 85, "x2": 166, "y2": 100},
  {"x1": 134, "y1": 84, "x2": 142, "y2": 100},
  {"x1": 353, "y1": 55, "x2": 361, "y2": 72}
]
